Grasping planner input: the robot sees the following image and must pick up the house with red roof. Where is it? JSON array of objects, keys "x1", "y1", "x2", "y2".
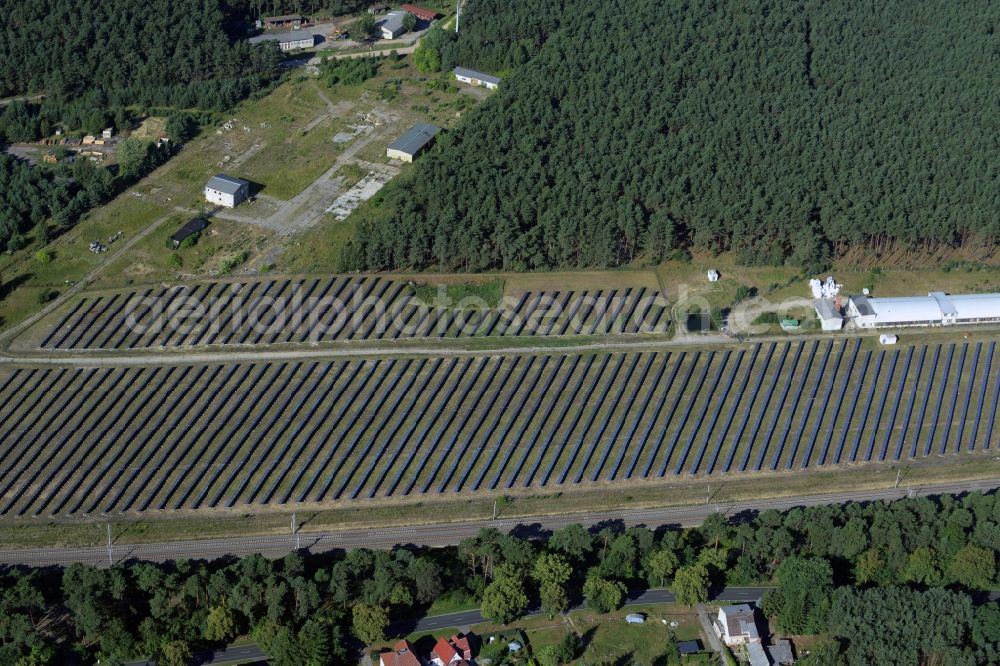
[
  {"x1": 431, "y1": 636, "x2": 459, "y2": 665},
  {"x1": 451, "y1": 634, "x2": 473, "y2": 661},
  {"x1": 380, "y1": 632, "x2": 476, "y2": 666},
  {"x1": 380, "y1": 639, "x2": 421, "y2": 666},
  {"x1": 430, "y1": 633, "x2": 474, "y2": 665}
]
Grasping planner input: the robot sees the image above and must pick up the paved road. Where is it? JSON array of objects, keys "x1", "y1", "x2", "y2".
[
  {"x1": 126, "y1": 642, "x2": 268, "y2": 666},
  {"x1": 125, "y1": 587, "x2": 768, "y2": 665},
  {"x1": 2, "y1": 478, "x2": 997, "y2": 567},
  {"x1": 120, "y1": 578, "x2": 1000, "y2": 665},
  {"x1": 390, "y1": 586, "x2": 770, "y2": 635}
]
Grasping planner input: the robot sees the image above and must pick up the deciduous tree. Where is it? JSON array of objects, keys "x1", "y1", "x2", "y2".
[
  {"x1": 949, "y1": 544, "x2": 996, "y2": 588},
  {"x1": 672, "y1": 565, "x2": 709, "y2": 607},
  {"x1": 351, "y1": 603, "x2": 388, "y2": 646},
  {"x1": 480, "y1": 565, "x2": 528, "y2": 624},
  {"x1": 582, "y1": 575, "x2": 625, "y2": 614},
  {"x1": 533, "y1": 553, "x2": 572, "y2": 614}
]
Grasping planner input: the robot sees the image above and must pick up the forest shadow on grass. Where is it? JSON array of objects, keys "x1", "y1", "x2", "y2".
[
  {"x1": 578, "y1": 626, "x2": 598, "y2": 651},
  {"x1": 0, "y1": 273, "x2": 33, "y2": 302},
  {"x1": 608, "y1": 651, "x2": 635, "y2": 666}
]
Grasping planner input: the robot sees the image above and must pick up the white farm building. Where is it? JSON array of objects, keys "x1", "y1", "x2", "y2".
[
  {"x1": 847, "y1": 292, "x2": 1000, "y2": 329},
  {"x1": 248, "y1": 30, "x2": 316, "y2": 51},
  {"x1": 379, "y1": 11, "x2": 411, "y2": 39},
  {"x1": 276, "y1": 33, "x2": 316, "y2": 51},
  {"x1": 814, "y1": 298, "x2": 844, "y2": 331},
  {"x1": 454, "y1": 66, "x2": 501, "y2": 90},
  {"x1": 204, "y1": 174, "x2": 250, "y2": 208}
]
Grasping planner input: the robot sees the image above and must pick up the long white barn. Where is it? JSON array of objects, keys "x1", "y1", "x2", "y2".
[
  {"x1": 847, "y1": 292, "x2": 1000, "y2": 328},
  {"x1": 453, "y1": 66, "x2": 501, "y2": 90}
]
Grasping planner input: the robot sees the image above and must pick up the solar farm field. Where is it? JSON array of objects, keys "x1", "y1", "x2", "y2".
[
  {"x1": 35, "y1": 276, "x2": 670, "y2": 350},
  {"x1": 0, "y1": 339, "x2": 997, "y2": 517}
]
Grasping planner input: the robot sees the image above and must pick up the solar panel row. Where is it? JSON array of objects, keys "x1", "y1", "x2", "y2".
[
  {"x1": 39, "y1": 278, "x2": 670, "y2": 350},
  {"x1": 0, "y1": 340, "x2": 996, "y2": 516}
]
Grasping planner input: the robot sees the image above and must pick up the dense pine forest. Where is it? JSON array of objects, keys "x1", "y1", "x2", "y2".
[
  {"x1": 0, "y1": 0, "x2": 282, "y2": 252},
  {"x1": 3, "y1": 492, "x2": 1000, "y2": 664},
  {"x1": 343, "y1": 0, "x2": 1000, "y2": 272},
  {"x1": 0, "y1": 0, "x2": 279, "y2": 122},
  {"x1": 234, "y1": 0, "x2": 372, "y2": 19}
]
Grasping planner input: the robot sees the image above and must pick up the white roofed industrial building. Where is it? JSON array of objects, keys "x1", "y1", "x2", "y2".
[
  {"x1": 951, "y1": 293, "x2": 1000, "y2": 322},
  {"x1": 379, "y1": 11, "x2": 411, "y2": 39},
  {"x1": 274, "y1": 33, "x2": 316, "y2": 51},
  {"x1": 846, "y1": 291, "x2": 1000, "y2": 328},
  {"x1": 856, "y1": 296, "x2": 943, "y2": 327}
]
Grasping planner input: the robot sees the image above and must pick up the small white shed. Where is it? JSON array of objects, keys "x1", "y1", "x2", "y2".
[
  {"x1": 879, "y1": 334, "x2": 899, "y2": 345},
  {"x1": 707, "y1": 269, "x2": 720, "y2": 282}
]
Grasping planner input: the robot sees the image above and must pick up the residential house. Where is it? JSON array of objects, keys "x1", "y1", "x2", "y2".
[
  {"x1": 716, "y1": 605, "x2": 772, "y2": 666},
  {"x1": 379, "y1": 640, "x2": 421, "y2": 666},
  {"x1": 451, "y1": 634, "x2": 473, "y2": 661},
  {"x1": 430, "y1": 634, "x2": 473, "y2": 665},
  {"x1": 716, "y1": 604, "x2": 761, "y2": 646}
]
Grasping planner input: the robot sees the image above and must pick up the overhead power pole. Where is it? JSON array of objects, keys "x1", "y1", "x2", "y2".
[
  {"x1": 106, "y1": 523, "x2": 113, "y2": 566},
  {"x1": 455, "y1": 0, "x2": 461, "y2": 33}
]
